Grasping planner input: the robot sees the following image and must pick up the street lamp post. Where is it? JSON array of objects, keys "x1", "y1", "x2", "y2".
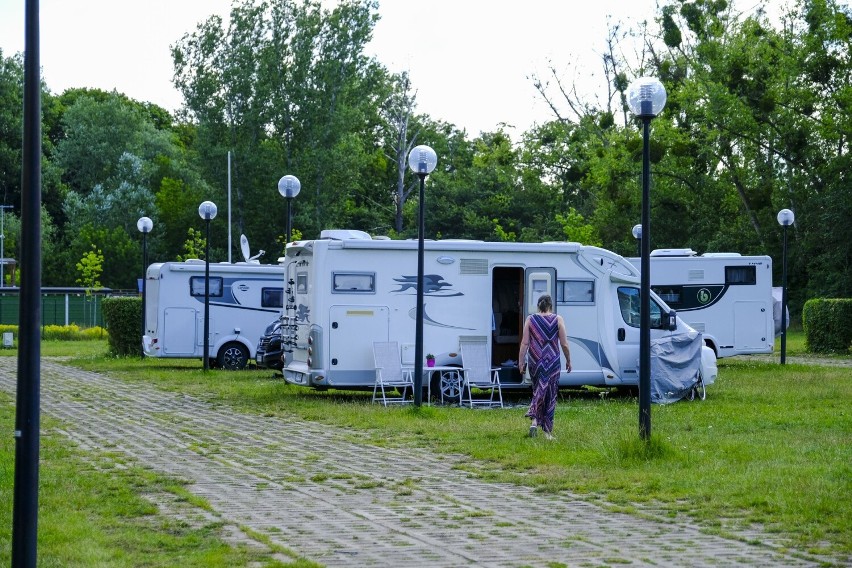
[
  {"x1": 137, "y1": 216, "x2": 153, "y2": 358},
  {"x1": 408, "y1": 145, "x2": 438, "y2": 407},
  {"x1": 632, "y1": 223, "x2": 642, "y2": 257},
  {"x1": 198, "y1": 201, "x2": 218, "y2": 371},
  {"x1": 627, "y1": 76, "x2": 667, "y2": 441},
  {"x1": 777, "y1": 208, "x2": 795, "y2": 365},
  {"x1": 277, "y1": 175, "x2": 301, "y2": 243}
]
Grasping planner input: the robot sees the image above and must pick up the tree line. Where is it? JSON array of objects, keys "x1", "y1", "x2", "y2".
[{"x1": 0, "y1": 0, "x2": 849, "y2": 317}]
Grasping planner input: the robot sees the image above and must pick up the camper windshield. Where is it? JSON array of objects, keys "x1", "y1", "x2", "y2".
[{"x1": 617, "y1": 287, "x2": 665, "y2": 328}]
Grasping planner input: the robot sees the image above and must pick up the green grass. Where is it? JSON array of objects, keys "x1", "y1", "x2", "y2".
[
  {"x1": 0, "y1": 390, "x2": 313, "y2": 567},
  {"x1": 2, "y1": 330, "x2": 850, "y2": 564}
]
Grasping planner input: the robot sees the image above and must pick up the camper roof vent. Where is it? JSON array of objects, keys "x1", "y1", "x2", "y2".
[
  {"x1": 184, "y1": 259, "x2": 204, "y2": 264},
  {"x1": 701, "y1": 252, "x2": 742, "y2": 257},
  {"x1": 320, "y1": 229, "x2": 372, "y2": 240},
  {"x1": 651, "y1": 248, "x2": 697, "y2": 257}
]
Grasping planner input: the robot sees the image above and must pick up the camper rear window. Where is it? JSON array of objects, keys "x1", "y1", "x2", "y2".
[
  {"x1": 189, "y1": 276, "x2": 223, "y2": 297},
  {"x1": 261, "y1": 288, "x2": 284, "y2": 308},
  {"x1": 332, "y1": 272, "x2": 375, "y2": 294},
  {"x1": 557, "y1": 280, "x2": 594, "y2": 304},
  {"x1": 725, "y1": 265, "x2": 756, "y2": 285}
]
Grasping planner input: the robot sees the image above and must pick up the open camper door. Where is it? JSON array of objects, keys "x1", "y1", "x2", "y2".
[{"x1": 524, "y1": 268, "x2": 556, "y2": 317}]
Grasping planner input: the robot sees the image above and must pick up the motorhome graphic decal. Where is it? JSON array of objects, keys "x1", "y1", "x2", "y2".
[
  {"x1": 294, "y1": 304, "x2": 310, "y2": 323},
  {"x1": 391, "y1": 274, "x2": 464, "y2": 297},
  {"x1": 652, "y1": 284, "x2": 727, "y2": 311},
  {"x1": 407, "y1": 305, "x2": 475, "y2": 330}
]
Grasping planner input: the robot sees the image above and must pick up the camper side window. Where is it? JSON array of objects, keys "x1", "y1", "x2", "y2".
[
  {"x1": 652, "y1": 286, "x2": 683, "y2": 307},
  {"x1": 332, "y1": 272, "x2": 375, "y2": 294},
  {"x1": 617, "y1": 287, "x2": 664, "y2": 328},
  {"x1": 261, "y1": 288, "x2": 284, "y2": 308},
  {"x1": 296, "y1": 272, "x2": 308, "y2": 294},
  {"x1": 725, "y1": 266, "x2": 756, "y2": 285},
  {"x1": 190, "y1": 276, "x2": 223, "y2": 297},
  {"x1": 557, "y1": 280, "x2": 594, "y2": 304}
]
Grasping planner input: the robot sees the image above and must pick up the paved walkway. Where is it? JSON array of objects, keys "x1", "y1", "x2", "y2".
[{"x1": 0, "y1": 359, "x2": 839, "y2": 567}]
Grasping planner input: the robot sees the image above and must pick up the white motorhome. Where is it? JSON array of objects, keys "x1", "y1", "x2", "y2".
[
  {"x1": 280, "y1": 230, "x2": 717, "y2": 399},
  {"x1": 629, "y1": 249, "x2": 775, "y2": 358},
  {"x1": 142, "y1": 261, "x2": 285, "y2": 369}
]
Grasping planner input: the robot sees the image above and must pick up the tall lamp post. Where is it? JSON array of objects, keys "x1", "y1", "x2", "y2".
[
  {"x1": 408, "y1": 144, "x2": 438, "y2": 407},
  {"x1": 278, "y1": 175, "x2": 301, "y2": 243},
  {"x1": 137, "y1": 216, "x2": 153, "y2": 358},
  {"x1": 199, "y1": 201, "x2": 217, "y2": 371},
  {"x1": 632, "y1": 224, "x2": 642, "y2": 257},
  {"x1": 777, "y1": 208, "x2": 794, "y2": 365},
  {"x1": 627, "y1": 76, "x2": 667, "y2": 441}
]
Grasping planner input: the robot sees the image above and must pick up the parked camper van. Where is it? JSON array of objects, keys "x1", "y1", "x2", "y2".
[
  {"x1": 629, "y1": 249, "x2": 775, "y2": 358},
  {"x1": 280, "y1": 230, "x2": 717, "y2": 400},
  {"x1": 142, "y1": 261, "x2": 285, "y2": 369}
]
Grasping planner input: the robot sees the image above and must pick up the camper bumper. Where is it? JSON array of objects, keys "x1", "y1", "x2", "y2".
[
  {"x1": 142, "y1": 335, "x2": 158, "y2": 355},
  {"x1": 700, "y1": 346, "x2": 718, "y2": 386},
  {"x1": 283, "y1": 362, "x2": 316, "y2": 386}
]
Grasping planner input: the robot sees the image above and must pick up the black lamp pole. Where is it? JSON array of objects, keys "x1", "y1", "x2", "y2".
[
  {"x1": 777, "y1": 208, "x2": 794, "y2": 365},
  {"x1": 141, "y1": 230, "x2": 147, "y2": 355},
  {"x1": 408, "y1": 145, "x2": 436, "y2": 407},
  {"x1": 628, "y1": 77, "x2": 666, "y2": 442},
  {"x1": 639, "y1": 111, "x2": 652, "y2": 440},
  {"x1": 203, "y1": 215, "x2": 211, "y2": 371},
  {"x1": 13, "y1": 0, "x2": 42, "y2": 564},
  {"x1": 198, "y1": 201, "x2": 217, "y2": 371},
  {"x1": 137, "y1": 217, "x2": 152, "y2": 359},
  {"x1": 414, "y1": 171, "x2": 426, "y2": 406},
  {"x1": 278, "y1": 175, "x2": 301, "y2": 244}
]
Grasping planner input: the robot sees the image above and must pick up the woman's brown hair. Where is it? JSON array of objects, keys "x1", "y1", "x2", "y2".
[{"x1": 537, "y1": 294, "x2": 553, "y2": 313}]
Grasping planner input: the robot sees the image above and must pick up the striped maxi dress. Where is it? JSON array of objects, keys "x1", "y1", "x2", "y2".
[{"x1": 524, "y1": 313, "x2": 561, "y2": 434}]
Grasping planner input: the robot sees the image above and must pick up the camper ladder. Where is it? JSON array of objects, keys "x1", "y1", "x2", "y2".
[{"x1": 281, "y1": 277, "x2": 299, "y2": 353}]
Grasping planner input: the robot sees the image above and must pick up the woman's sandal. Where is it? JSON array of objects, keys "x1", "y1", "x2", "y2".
[{"x1": 528, "y1": 425, "x2": 537, "y2": 437}]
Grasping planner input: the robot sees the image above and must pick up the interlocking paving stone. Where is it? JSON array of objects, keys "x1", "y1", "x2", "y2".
[{"x1": 0, "y1": 358, "x2": 841, "y2": 567}]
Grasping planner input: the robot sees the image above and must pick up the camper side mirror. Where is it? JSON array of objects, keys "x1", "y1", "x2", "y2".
[{"x1": 667, "y1": 310, "x2": 678, "y2": 331}]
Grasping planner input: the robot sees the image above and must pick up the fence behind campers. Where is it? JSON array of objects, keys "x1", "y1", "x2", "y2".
[{"x1": 0, "y1": 287, "x2": 134, "y2": 329}]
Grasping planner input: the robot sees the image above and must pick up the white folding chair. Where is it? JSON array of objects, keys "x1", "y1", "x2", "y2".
[
  {"x1": 459, "y1": 343, "x2": 503, "y2": 408},
  {"x1": 372, "y1": 341, "x2": 414, "y2": 406}
]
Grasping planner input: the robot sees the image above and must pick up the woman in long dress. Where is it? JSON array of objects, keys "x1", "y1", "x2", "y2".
[{"x1": 518, "y1": 294, "x2": 572, "y2": 440}]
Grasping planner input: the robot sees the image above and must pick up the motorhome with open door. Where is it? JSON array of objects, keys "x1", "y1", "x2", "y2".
[
  {"x1": 628, "y1": 249, "x2": 774, "y2": 358},
  {"x1": 142, "y1": 261, "x2": 285, "y2": 369},
  {"x1": 280, "y1": 230, "x2": 717, "y2": 400}
]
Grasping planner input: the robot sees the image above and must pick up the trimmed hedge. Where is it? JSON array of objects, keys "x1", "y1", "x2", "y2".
[
  {"x1": 802, "y1": 298, "x2": 852, "y2": 354},
  {"x1": 102, "y1": 297, "x2": 142, "y2": 357}
]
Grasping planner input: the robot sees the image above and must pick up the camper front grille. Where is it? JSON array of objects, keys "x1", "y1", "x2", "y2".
[{"x1": 460, "y1": 259, "x2": 488, "y2": 275}]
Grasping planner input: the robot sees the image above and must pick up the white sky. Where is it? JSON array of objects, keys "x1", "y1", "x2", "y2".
[{"x1": 0, "y1": 0, "x2": 768, "y2": 136}]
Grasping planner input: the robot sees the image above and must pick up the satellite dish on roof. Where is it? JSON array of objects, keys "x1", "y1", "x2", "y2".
[
  {"x1": 240, "y1": 235, "x2": 251, "y2": 262},
  {"x1": 240, "y1": 234, "x2": 265, "y2": 264}
]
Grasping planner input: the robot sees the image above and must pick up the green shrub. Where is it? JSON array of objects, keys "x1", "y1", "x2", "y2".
[
  {"x1": 102, "y1": 297, "x2": 142, "y2": 357},
  {"x1": 0, "y1": 324, "x2": 107, "y2": 343},
  {"x1": 802, "y1": 298, "x2": 852, "y2": 354}
]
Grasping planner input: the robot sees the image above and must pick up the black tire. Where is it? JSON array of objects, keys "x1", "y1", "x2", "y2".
[
  {"x1": 430, "y1": 368, "x2": 462, "y2": 404},
  {"x1": 217, "y1": 342, "x2": 249, "y2": 370}
]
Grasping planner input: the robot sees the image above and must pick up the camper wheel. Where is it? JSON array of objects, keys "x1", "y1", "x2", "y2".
[
  {"x1": 218, "y1": 342, "x2": 249, "y2": 370},
  {"x1": 430, "y1": 368, "x2": 462, "y2": 404}
]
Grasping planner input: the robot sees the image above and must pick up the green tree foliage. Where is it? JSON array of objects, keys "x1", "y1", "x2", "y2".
[
  {"x1": 172, "y1": 0, "x2": 394, "y2": 255},
  {"x1": 0, "y1": 50, "x2": 23, "y2": 208},
  {"x1": 76, "y1": 245, "x2": 104, "y2": 291}
]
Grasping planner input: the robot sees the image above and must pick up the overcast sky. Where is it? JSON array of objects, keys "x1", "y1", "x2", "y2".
[{"x1": 0, "y1": 0, "x2": 771, "y2": 135}]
